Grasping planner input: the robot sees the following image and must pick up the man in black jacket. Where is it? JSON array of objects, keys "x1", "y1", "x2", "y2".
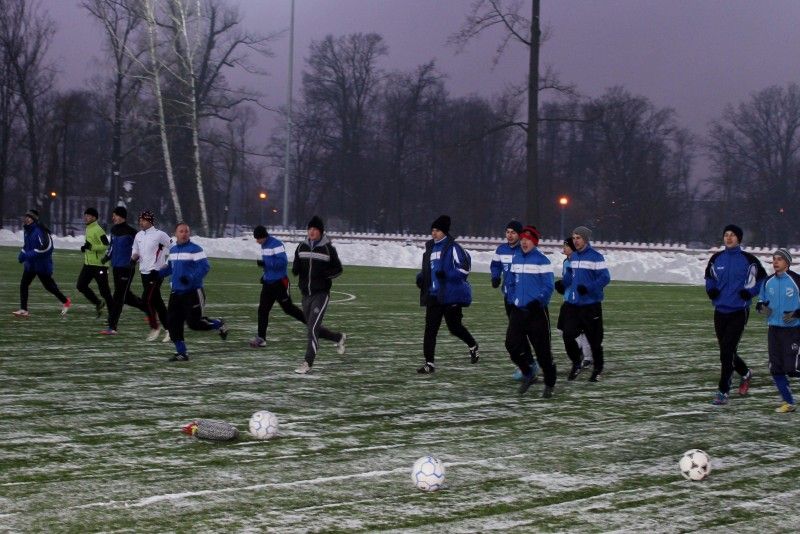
[{"x1": 291, "y1": 216, "x2": 347, "y2": 374}]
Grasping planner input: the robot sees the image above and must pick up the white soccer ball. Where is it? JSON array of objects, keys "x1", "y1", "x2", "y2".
[
  {"x1": 411, "y1": 456, "x2": 446, "y2": 491},
  {"x1": 248, "y1": 410, "x2": 279, "y2": 440},
  {"x1": 679, "y1": 449, "x2": 711, "y2": 481}
]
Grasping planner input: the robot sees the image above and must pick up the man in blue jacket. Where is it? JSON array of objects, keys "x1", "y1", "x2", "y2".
[
  {"x1": 160, "y1": 223, "x2": 228, "y2": 361},
  {"x1": 101, "y1": 206, "x2": 148, "y2": 334},
  {"x1": 12, "y1": 209, "x2": 71, "y2": 318},
  {"x1": 756, "y1": 248, "x2": 800, "y2": 413},
  {"x1": 560, "y1": 226, "x2": 611, "y2": 382},
  {"x1": 250, "y1": 225, "x2": 305, "y2": 348},
  {"x1": 505, "y1": 226, "x2": 557, "y2": 396},
  {"x1": 416, "y1": 215, "x2": 478, "y2": 374},
  {"x1": 705, "y1": 224, "x2": 767, "y2": 405}
]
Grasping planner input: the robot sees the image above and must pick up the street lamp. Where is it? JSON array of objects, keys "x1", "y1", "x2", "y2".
[
  {"x1": 558, "y1": 196, "x2": 569, "y2": 238},
  {"x1": 258, "y1": 191, "x2": 268, "y2": 224}
]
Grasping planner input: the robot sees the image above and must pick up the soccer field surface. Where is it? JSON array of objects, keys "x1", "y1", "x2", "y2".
[{"x1": 2, "y1": 247, "x2": 799, "y2": 532}]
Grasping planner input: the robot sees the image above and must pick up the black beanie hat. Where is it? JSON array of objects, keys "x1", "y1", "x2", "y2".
[
  {"x1": 307, "y1": 215, "x2": 325, "y2": 233},
  {"x1": 25, "y1": 209, "x2": 39, "y2": 221},
  {"x1": 113, "y1": 206, "x2": 127, "y2": 218},
  {"x1": 253, "y1": 225, "x2": 268, "y2": 239},
  {"x1": 564, "y1": 237, "x2": 577, "y2": 251},
  {"x1": 431, "y1": 215, "x2": 451, "y2": 234},
  {"x1": 506, "y1": 220, "x2": 523, "y2": 234},
  {"x1": 84, "y1": 207, "x2": 99, "y2": 218},
  {"x1": 723, "y1": 224, "x2": 743, "y2": 243}
]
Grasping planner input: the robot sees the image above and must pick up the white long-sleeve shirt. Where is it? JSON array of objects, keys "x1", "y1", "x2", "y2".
[{"x1": 132, "y1": 227, "x2": 172, "y2": 274}]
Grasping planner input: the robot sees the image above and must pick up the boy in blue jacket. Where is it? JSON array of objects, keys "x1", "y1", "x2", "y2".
[
  {"x1": 704, "y1": 224, "x2": 767, "y2": 405},
  {"x1": 505, "y1": 226, "x2": 557, "y2": 396},
  {"x1": 560, "y1": 226, "x2": 611, "y2": 382},
  {"x1": 160, "y1": 223, "x2": 228, "y2": 361},
  {"x1": 756, "y1": 248, "x2": 800, "y2": 413},
  {"x1": 250, "y1": 225, "x2": 305, "y2": 348}
]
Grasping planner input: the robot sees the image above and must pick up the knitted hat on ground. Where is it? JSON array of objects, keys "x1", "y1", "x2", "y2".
[{"x1": 431, "y1": 215, "x2": 451, "y2": 234}]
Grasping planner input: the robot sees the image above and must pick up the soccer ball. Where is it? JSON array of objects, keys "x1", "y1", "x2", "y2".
[
  {"x1": 679, "y1": 449, "x2": 711, "y2": 481},
  {"x1": 248, "y1": 410, "x2": 279, "y2": 440},
  {"x1": 411, "y1": 456, "x2": 446, "y2": 491}
]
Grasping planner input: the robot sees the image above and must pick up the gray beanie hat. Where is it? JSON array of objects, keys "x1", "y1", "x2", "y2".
[
  {"x1": 573, "y1": 226, "x2": 592, "y2": 241},
  {"x1": 774, "y1": 248, "x2": 792, "y2": 265}
]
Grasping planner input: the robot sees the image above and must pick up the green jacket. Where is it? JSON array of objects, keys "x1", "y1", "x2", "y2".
[{"x1": 84, "y1": 220, "x2": 109, "y2": 266}]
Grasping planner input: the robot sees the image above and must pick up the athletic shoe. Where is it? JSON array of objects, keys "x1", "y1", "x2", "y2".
[
  {"x1": 738, "y1": 370, "x2": 753, "y2": 396},
  {"x1": 512, "y1": 367, "x2": 523, "y2": 381},
  {"x1": 518, "y1": 374, "x2": 535, "y2": 395},
  {"x1": 249, "y1": 336, "x2": 267, "y2": 348},
  {"x1": 169, "y1": 352, "x2": 189, "y2": 362},
  {"x1": 12, "y1": 309, "x2": 30, "y2": 318},
  {"x1": 146, "y1": 327, "x2": 161, "y2": 341},
  {"x1": 336, "y1": 333, "x2": 347, "y2": 355},
  {"x1": 417, "y1": 362, "x2": 435, "y2": 374},
  {"x1": 512, "y1": 363, "x2": 539, "y2": 382},
  {"x1": 294, "y1": 361, "x2": 312, "y2": 374},
  {"x1": 775, "y1": 402, "x2": 797, "y2": 413},
  {"x1": 711, "y1": 391, "x2": 730, "y2": 405},
  {"x1": 469, "y1": 345, "x2": 480, "y2": 364},
  {"x1": 567, "y1": 364, "x2": 583, "y2": 381},
  {"x1": 589, "y1": 371, "x2": 601, "y2": 382},
  {"x1": 99, "y1": 329, "x2": 118, "y2": 335},
  {"x1": 162, "y1": 331, "x2": 171, "y2": 343},
  {"x1": 95, "y1": 301, "x2": 106, "y2": 318},
  {"x1": 542, "y1": 386, "x2": 554, "y2": 398},
  {"x1": 60, "y1": 297, "x2": 71, "y2": 317},
  {"x1": 218, "y1": 319, "x2": 228, "y2": 340}
]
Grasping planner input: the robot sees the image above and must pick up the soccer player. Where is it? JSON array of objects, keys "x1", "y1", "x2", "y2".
[
  {"x1": 505, "y1": 226, "x2": 557, "y2": 397},
  {"x1": 415, "y1": 215, "x2": 478, "y2": 374},
  {"x1": 756, "y1": 248, "x2": 800, "y2": 413},
  {"x1": 132, "y1": 210, "x2": 171, "y2": 341},
  {"x1": 12, "y1": 209, "x2": 71, "y2": 317},
  {"x1": 560, "y1": 226, "x2": 611, "y2": 382},
  {"x1": 101, "y1": 206, "x2": 148, "y2": 334},
  {"x1": 554, "y1": 237, "x2": 594, "y2": 368},
  {"x1": 291, "y1": 216, "x2": 347, "y2": 374},
  {"x1": 249, "y1": 225, "x2": 305, "y2": 348},
  {"x1": 491, "y1": 220, "x2": 539, "y2": 381},
  {"x1": 76, "y1": 207, "x2": 114, "y2": 318},
  {"x1": 159, "y1": 222, "x2": 228, "y2": 361},
  {"x1": 705, "y1": 224, "x2": 767, "y2": 405}
]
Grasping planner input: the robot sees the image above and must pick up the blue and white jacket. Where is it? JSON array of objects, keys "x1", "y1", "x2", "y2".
[
  {"x1": 20, "y1": 222, "x2": 54, "y2": 275},
  {"x1": 563, "y1": 245, "x2": 611, "y2": 306},
  {"x1": 160, "y1": 240, "x2": 210, "y2": 294},
  {"x1": 490, "y1": 242, "x2": 519, "y2": 303},
  {"x1": 417, "y1": 235, "x2": 472, "y2": 306},
  {"x1": 705, "y1": 246, "x2": 767, "y2": 313},
  {"x1": 758, "y1": 270, "x2": 800, "y2": 328},
  {"x1": 259, "y1": 235, "x2": 290, "y2": 283},
  {"x1": 509, "y1": 247, "x2": 554, "y2": 309}
]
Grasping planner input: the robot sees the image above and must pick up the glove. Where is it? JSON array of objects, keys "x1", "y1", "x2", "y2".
[
  {"x1": 491, "y1": 278, "x2": 501, "y2": 289},
  {"x1": 526, "y1": 300, "x2": 542, "y2": 312},
  {"x1": 435, "y1": 270, "x2": 446, "y2": 280},
  {"x1": 554, "y1": 280, "x2": 566, "y2": 295},
  {"x1": 129, "y1": 260, "x2": 138, "y2": 270},
  {"x1": 281, "y1": 277, "x2": 289, "y2": 289},
  {"x1": 415, "y1": 276, "x2": 423, "y2": 289},
  {"x1": 18, "y1": 251, "x2": 25, "y2": 263},
  {"x1": 179, "y1": 275, "x2": 190, "y2": 285},
  {"x1": 739, "y1": 289, "x2": 752, "y2": 300},
  {"x1": 256, "y1": 259, "x2": 265, "y2": 267},
  {"x1": 101, "y1": 255, "x2": 110, "y2": 264},
  {"x1": 80, "y1": 244, "x2": 86, "y2": 252},
  {"x1": 83, "y1": 241, "x2": 93, "y2": 251},
  {"x1": 783, "y1": 311, "x2": 799, "y2": 324},
  {"x1": 756, "y1": 301, "x2": 773, "y2": 317},
  {"x1": 577, "y1": 284, "x2": 588, "y2": 295},
  {"x1": 706, "y1": 287, "x2": 720, "y2": 300}
]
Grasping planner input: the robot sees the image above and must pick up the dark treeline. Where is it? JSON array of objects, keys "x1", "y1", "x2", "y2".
[{"x1": 1, "y1": 0, "x2": 799, "y2": 245}]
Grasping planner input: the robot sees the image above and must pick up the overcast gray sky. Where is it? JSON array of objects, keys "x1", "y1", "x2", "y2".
[{"x1": 43, "y1": 0, "x2": 800, "y2": 180}]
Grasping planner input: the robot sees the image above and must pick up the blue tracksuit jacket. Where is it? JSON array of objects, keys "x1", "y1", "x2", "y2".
[
  {"x1": 161, "y1": 240, "x2": 210, "y2": 294},
  {"x1": 260, "y1": 236, "x2": 290, "y2": 283},
  {"x1": 759, "y1": 270, "x2": 800, "y2": 327},
  {"x1": 491, "y1": 242, "x2": 519, "y2": 303},
  {"x1": 705, "y1": 246, "x2": 767, "y2": 313},
  {"x1": 108, "y1": 223, "x2": 138, "y2": 268},
  {"x1": 509, "y1": 247, "x2": 554, "y2": 308},
  {"x1": 20, "y1": 222, "x2": 54, "y2": 275},
  {"x1": 563, "y1": 245, "x2": 610, "y2": 305}
]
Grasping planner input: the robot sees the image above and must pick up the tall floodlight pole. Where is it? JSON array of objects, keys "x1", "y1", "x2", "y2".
[{"x1": 282, "y1": 0, "x2": 295, "y2": 228}]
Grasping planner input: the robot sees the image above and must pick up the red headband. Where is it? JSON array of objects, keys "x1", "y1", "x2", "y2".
[{"x1": 519, "y1": 226, "x2": 540, "y2": 246}]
